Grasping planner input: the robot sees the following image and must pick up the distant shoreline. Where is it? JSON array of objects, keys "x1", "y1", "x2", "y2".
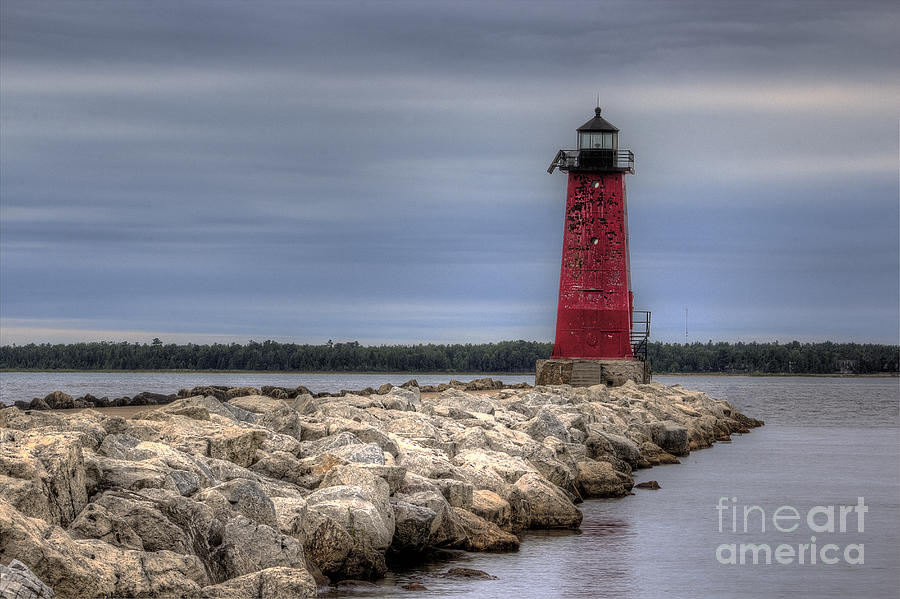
[{"x1": 1, "y1": 368, "x2": 896, "y2": 378}]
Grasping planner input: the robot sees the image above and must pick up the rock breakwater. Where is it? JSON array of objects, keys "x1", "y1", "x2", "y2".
[
  {"x1": 10, "y1": 377, "x2": 529, "y2": 411},
  {"x1": 0, "y1": 380, "x2": 762, "y2": 598}
]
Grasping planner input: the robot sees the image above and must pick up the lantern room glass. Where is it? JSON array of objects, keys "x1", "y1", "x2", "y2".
[{"x1": 578, "y1": 132, "x2": 618, "y2": 150}]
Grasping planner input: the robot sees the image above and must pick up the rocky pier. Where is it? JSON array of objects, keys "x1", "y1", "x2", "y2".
[{"x1": 0, "y1": 380, "x2": 762, "y2": 598}]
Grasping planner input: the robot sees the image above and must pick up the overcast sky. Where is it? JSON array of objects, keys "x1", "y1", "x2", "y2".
[{"x1": 1, "y1": 1, "x2": 898, "y2": 346}]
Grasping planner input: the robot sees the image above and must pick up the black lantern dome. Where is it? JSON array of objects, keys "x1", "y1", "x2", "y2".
[{"x1": 576, "y1": 107, "x2": 619, "y2": 151}]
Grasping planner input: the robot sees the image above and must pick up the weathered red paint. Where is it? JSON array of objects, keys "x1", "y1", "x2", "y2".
[{"x1": 551, "y1": 171, "x2": 634, "y2": 359}]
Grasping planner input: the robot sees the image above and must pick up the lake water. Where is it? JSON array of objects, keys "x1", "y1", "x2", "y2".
[{"x1": 1, "y1": 373, "x2": 897, "y2": 597}]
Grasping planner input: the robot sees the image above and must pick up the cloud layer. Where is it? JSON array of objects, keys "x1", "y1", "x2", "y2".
[{"x1": 2, "y1": 1, "x2": 898, "y2": 345}]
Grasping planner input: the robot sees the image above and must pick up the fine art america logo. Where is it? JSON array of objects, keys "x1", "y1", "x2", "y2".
[{"x1": 715, "y1": 497, "x2": 867, "y2": 565}]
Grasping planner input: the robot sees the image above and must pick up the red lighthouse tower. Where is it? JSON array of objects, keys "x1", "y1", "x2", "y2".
[{"x1": 536, "y1": 106, "x2": 650, "y2": 387}]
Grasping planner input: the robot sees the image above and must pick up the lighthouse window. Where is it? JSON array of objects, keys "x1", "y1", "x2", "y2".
[{"x1": 579, "y1": 132, "x2": 618, "y2": 149}]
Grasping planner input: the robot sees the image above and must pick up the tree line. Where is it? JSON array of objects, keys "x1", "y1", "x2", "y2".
[{"x1": 0, "y1": 339, "x2": 897, "y2": 374}]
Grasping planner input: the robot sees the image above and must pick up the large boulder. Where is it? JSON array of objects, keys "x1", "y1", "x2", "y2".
[
  {"x1": 434, "y1": 478, "x2": 473, "y2": 510},
  {"x1": 306, "y1": 484, "x2": 395, "y2": 551},
  {"x1": 639, "y1": 441, "x2": 680, "y2": 465},
  {"x1": 226, "y1": 395, "x2": 289, "y2": 414},
  {"x1": 426, "y1": 389, "x2": 496, "y2": 416},
  {"x1": 257, "y1": 407, "x2": 302, "y2": 440},
  {"x1": 520, "y1": 407, "x2": 571, "y2": 443},
  {"x1": 650, "y1": 420, "x2": 690, "y2": 455},
  {"x1": 84, "y1": 454, "x2": 199, "y2": 497},
  {"x1": 0, "y1": 408, "x2": 65, "y2": 431},
  {"x1": 389, "y1": 499, "x2": 438, "y2": 553},
  {"x1": 98, "y1": 436, "x2": 215, "y2": 488},
  {"x1": 0, "y1": 430, "x2": 88, "y2": 527},
  {"x1": 575, "y1": 460, "x2": 633, "y2": 498},
  {"x1": 453, "y1": 450, "x2": 537, "y2": 485},
  {"x1": 67, "y1": 502, "x2": 145, "y2": 550},
  {"x1": 382, "y1": 386, "x2": 420, "y2": 411},
  {"x1": 83, "y1": 488, "x2": 229, "y2": 583},
  {"x1": 196, "y1": 479, "x2": 278, "y2": 528},
  {"x1": 586, "y1": 431, "x2": 643, "y2": 467},
  {"x1": 301, "y1": 510, "x2": 386, "y2": 581},
  {"x1": 450, "y1": 507, "x2": 519, "y2": 552},
  {"x1": 213, "y1": 516, "x2": 307, "y2": 581},
  {"x1": 512, "y1": 472, "x2": 582, "y2": 529},
  {"x1": 326, "y1": 421, "x2": 399, "y2": 457},
  {"x1": 151, "y1": 415, "x2": 267, "y2": 467},
  {"x1": 250, "y1": 450, "x2": 324, "y2": 489},
  {"x1": 270, "y1": 496, "x2": 309, "y2": 539},
  {"x1": 199, "y1": 566, "x2": 316, "y2": 599},
  {"x1": 470, "y1": 489, "x2": 512, "y2": 530},
  {"x1": 395, "y1": 447, "x2": 455, "y2": 480},
  {"x1": 42, "y1": 391, "x2": 74, "y2": 410},
  {"x1": 0, "y1": 503, "x2": 206, "y2": 599},
  {"x1": 329, "y1": 442, "x2": 386, "y2": 465},
  {"x1": 0, "y1": 559, "x2": 54, "y2": 599}
]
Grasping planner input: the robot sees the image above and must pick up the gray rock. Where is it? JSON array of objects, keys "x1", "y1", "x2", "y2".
[
  {"x1": 226, "y1": 395, "x2": 289, "y2": 414},
  {"x1": 512, "y1": 472, "x2": 582, "y2": 529},
  {"x1": 434, "y1": 478, "x2": 474, "y2": 509},
  {"x1": 575, "y1": 460, "x2": 633, "y2": 498},
  {"x1": 450, "y1": 507, "x2": 519, "y2": 552},
  {"x1": 0, "y1": 503, "x2": 206, "y2": 598},
  {"x1": 197, "y1": 478, "x2": 278, "y2": 528},
  {"x1": 306, "y1": 484, "x2": 395, "y2": 550},
  {"x1": 470, "y1": 489, "x2": 512, "y2": 530},
  {"x1": 258, "y1": 407, "x2": 302, "y2": 439},
  {"x1": 521, "y1": 407, "x2": 571, "y2": 443},
  {"x1": 152, "y1": 415, "x2": 267, "y2": 467},
  {"x1": 200, "y1": 566, "x2": 316, "y2": 598},
  {"x1": 213, "y1": 516, "x2": 307, "y2": 580},
  {"x1": 650, "y1": 420, "x2": 690, "y2": 455},
  {"x1": 270, "y1": 496, "x2": 309, "y2": 539},
  {"x1": 389, "y1": 499, "x2": 438, "y2": 553},
  {"x1": 330, "y1": 442, "x2": 386, "y2": 465},
  {"x1": 587, "y1": 430, "x2": 643, "y2": 466},
  {"x1": 301, "y1": 510, "x2": 387, "y2": 581},
  {"x1": 0, "y1": 559, "x2": 54, "y2": 599},
  {"x1": 42, "y1": 391, "x2": 74, "y2": 410},
  {"x1": 67, "y1": 502, "x2": 144, "y2": 550},
  {"x1": 0, "y1": 430, "x2": 88, "y2": 527}
]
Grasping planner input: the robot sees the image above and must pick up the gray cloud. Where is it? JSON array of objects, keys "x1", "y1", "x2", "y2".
[{"x1": 1, "y1": 0, "x2": 898, "y2": 345}]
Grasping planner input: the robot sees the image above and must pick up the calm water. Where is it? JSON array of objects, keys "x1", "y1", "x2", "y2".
[{"x1": 1, "y1": 373, "x2": 897, "y2": 597}]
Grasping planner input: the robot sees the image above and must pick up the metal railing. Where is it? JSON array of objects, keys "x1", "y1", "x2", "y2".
[
  {"x1": 547, "y1": 149, "x2": 635, "y2": 174},
  {"x1": 631, "y1": 310, "x2": 651, "y2": 361}
]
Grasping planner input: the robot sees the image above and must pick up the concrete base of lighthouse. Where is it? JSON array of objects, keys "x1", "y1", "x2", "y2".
[{"x1": 535, "y1": 358, "x2": 650, "y2": 387}]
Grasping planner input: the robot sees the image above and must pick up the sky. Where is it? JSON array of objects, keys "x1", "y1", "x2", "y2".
[{"x1": 1, "y1": 0, "x2": 898, "y2": 346}]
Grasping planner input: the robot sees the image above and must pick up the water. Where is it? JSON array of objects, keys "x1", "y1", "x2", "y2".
[
  {"x1": 0, "y1": 372, "x2": 535, "y2": 405},
  {"x1": 1, "y1": 373, "x2": 897, "y2": 597}
]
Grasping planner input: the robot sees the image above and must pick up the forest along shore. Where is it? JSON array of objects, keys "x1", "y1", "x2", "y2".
[{"x1": 0, "y1": 380, "x2": 762, "y2": 598}]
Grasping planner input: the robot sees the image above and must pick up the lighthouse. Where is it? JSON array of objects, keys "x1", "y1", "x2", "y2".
[{"x1": 536, "y1": 105, "x2": 650, "y2": 387}]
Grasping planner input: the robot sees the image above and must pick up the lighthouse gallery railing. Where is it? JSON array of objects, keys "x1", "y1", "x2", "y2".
[{"x1": 547, "y1": 149, "x2": 635, "y2": 174}]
